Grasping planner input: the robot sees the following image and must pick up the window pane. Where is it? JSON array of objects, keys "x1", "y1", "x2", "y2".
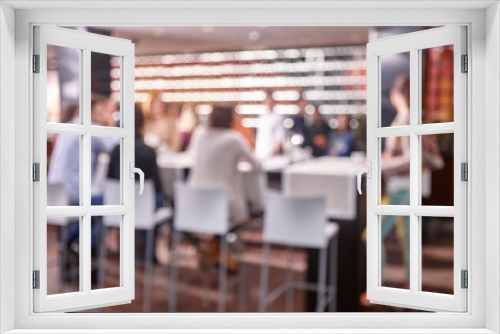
[
  {"x1": 380, "y1": 52, "x2": 410, "y2": 128},
  {"x1": 380, "y1": 136, "x2": 410, "y2": 205},
  {"x1": 421, "y1": 133, "x2": 454, "y2": 206},
  {"x1": 47, "y1": 44, "x2": 81, "y2": 124},
  {"x1": 47, "y1": 216, "x2": 80, "y2": 295},
  {"x1": 421, "y1": 216, "x2": 454, "y2": 295},
  {"x1": 91, "y1": 52, "x2": 120, "y2": 127},
  {"x1": 92, "y1": 216, "x2": 121, "y2": 290},
  {"x1": 91, "y1": 137, "x2": 120, "y2": 205},
  {"x1": 47, "y1": 133, "x2": 81, "y2": 206},
  {"x1": 421, "y1": 45, "x2": 454, "y2": 124},
  {"x1": 380, "y1": 215, "x2": 410, "y2": 290}
]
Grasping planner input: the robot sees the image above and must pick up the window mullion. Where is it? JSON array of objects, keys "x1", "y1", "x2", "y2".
[
  {"x1": 409, "y1": 48, "x2": 420, "y2": 294},
  {"x1": 81, "y1": 47, "x2": 92, "y2": 293}
]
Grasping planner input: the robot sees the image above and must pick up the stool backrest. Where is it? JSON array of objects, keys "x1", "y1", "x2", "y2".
[
  {"x1": 264, "y1": 191, "x2": 327, "y2": 248},
  {"x1": 174, "y1": 182, "x2": 228, "y2": 235},
  {"x1": 47, "y1": 182, "x2": 70, "y2": 226},
  {"x1": 103, "y1": 179, "x2": 156, "y2": 230}
]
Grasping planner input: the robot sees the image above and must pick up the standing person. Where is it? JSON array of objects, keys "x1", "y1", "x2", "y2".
[
  {"x1": 380, "y1": 75, "x2": 411, "y2": 285},
  {"x1": 255, "y1": 93, "x2": 285, "y2": 159},
  {"x1": 303, "y1": 107, "x2": 330, "y2": 157},
  {"x1": 291, "y1": 96, "x2": 307, "y2": 139},
  {"x1": 327, "y1": 114, "x2": 355, "y2": 157},
  {"x1": 144, "y1": 95, "x2": 181, "y2": 152},
  {"x1": 178, "y1": 104, "x2": 199, "y2": 151}
]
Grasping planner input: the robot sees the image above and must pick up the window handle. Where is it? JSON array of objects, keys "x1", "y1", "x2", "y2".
[
  {"x1": 357, "y1": 162, "x2": 371, "y2": 195},
  {"x1": 129, "y1": 162, "x2": 145, "y2": 195}
]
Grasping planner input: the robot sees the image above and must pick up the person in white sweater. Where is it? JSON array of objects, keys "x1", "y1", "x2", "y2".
[{"x1": 188, "y1": 105, "x2": 262, "y2": 224}]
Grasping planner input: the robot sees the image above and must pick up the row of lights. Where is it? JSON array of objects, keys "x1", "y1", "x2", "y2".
[
  {"x1": 117, "y1": 60, "x2": 366, "y2": 79},
  {"x1": 145, "y1": 102, "x2": 365, "y2": 116},
  {"x1": 129, "y1": 45, "x2": 366, "y2": 66},
  {"x1": 128, "y1": 76, "x2": 366, "y2": 91},
  {"x1": 144, "y1": 90, "x2": 366, "y2": 103}
]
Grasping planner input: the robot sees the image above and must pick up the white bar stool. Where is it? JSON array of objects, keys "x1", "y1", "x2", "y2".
[
  {"x1": 168, "y1": 182, "x2": 246, "y2": 312},
  {"x1": 259, "y1": 191, "x2": 339, "y2": 312},
  {"x1": 47, "y1": 182, "x2": 76, "y2": 293},
  {"x1": 100, "y1": 179, "x2": 172, "y2": 312}
]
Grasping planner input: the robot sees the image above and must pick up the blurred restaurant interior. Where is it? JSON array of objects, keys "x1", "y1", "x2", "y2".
[{"x1": 45, "y1": 25, "x2": 455, "y2": 312}]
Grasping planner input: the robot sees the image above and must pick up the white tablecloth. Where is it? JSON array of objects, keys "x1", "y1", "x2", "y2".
[{"x1": 283, "y1": 156, "x2": 362, "y2": 220}]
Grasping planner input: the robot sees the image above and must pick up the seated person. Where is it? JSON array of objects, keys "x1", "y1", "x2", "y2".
[
  {"x1": 189, "y1": 105, "x2": 261, "y2": 224},
  {"x1": 327, "y1": 114, "x2": 355, "y2": 157},
  {"x1": 188, "y1": 105, "x2": 262, "y2": 271},
  {"x1": 107, "y1": 104, "x2": 165, "y2": 261}
]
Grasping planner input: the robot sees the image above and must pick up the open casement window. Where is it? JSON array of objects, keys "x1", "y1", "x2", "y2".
[
  {"x1": 365, "y1": 26, "x2": 467, "y2": 312},
  {"x1": 33, "y1": 26, "x2": 137, "y2": 312}
]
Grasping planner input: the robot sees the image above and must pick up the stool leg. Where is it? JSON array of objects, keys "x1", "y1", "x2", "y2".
[
  {"x1": 143, "y1": 228, "x2": 154, "y2": 312},
  {"x1": 202, "y1": 271, "x2": 209, "y2": 310},
  {"x1": 97, "y1": 225, "x2": 108, "y2": 289},
  {"x1": 60, "y1": 225, "x2": 68, "y2": 293},
  {"x1": 218, "y1": 235, "x2": 228, "y2": 312},
  {"x1": 316, "y1": 247, "x2": 327, "y2": 312},
  {"x1": 168, "y1": 230, "x2": 180, "y2": 312},
  {"x1": 286, "y1": 246, "x2": 294, "y2": 312},
  {"x1": 259, "y1": 243, "x2": 271, "y2": 312},
  {"x1": 328, "y1": 234, "x2": 338, "y2": 312},
  {"x1": 238, "y1": 233, "x2": 246, "y2": 312}
]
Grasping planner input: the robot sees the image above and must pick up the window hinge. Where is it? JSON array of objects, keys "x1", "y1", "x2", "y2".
[
  {"x1": 33, "y1": 54, "x2": 40, "y2": 73},
  {"x1": 461, "y1": 162, "x2": 468, "y2": 181},
  {"x1": 33, "y1": 163, "x2": 40, "y2": 182},
  {"x1": 33, "y1": 270, "x2": 40, "y2": 289},
  {"x1": 461, "y1": 54, "x2": 468, "y2": 73},
  {"x1": 461, "y1": 270, "x2": 468, "y2": 289}
]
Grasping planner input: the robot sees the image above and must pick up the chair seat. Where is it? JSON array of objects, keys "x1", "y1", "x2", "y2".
[
  {"x1": 325, "y1": 222, "x2": 340, "y2": 242},
  {"x1": 154, "y1": 207, "x2": 173, "y2": 224}
]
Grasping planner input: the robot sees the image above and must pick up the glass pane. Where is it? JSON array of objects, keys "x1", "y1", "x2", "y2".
[
  {"x1": 380, "y1": 52, "x2": 410, "y2": 128},
  {"x1": 91, "y1": 52, "x2": 120, "y2": 127},
  {"x1": 421, "y1": 45, "x2": 454, "y2": 124},
  {"x1": 47, "y1": 44, "x2": 81, "y2": 124},
  {"x1": 47, "y1": 133, "x2": 81, "y2": 206},
  {"x1": 47, "y1": 216, "x2": 80, "y2": 295},
  {"x1": 91, "y1": 137, "x2": 120, "y2": 205},
  {"x1": 421, "y1": 216, "x2": 454, "y2": 294},
  {"x1": 380, "y1": 215, "x2": 410, "y2": 290},
  {"x1": 92, "y1": 216, "x2": 121, "y2": 290},
  {"x1": 421, "y1": 133, "x2": 453, "y2": 206},
  {"x1": 380, "y1": 136, "x2": 410, "y2": 205}
]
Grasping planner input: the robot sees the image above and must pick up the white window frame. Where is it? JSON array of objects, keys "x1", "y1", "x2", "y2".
[
  {"x1": 366, "y1": 26, "x2": 467, "y2": 312},
  {"x1": 33, "y1": 25, "x2": 136, "y2": 313},
  {"x1": 0, "y1": 1, "x2": 498, "y2": 333}
]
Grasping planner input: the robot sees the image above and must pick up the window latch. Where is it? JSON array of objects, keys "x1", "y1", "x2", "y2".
[
  {"x1": 129, "y1": 161, "x2": 144, "y2": 195},
  {"x1": 357, "y1": 162, "x2": 371, "y2": 195}
]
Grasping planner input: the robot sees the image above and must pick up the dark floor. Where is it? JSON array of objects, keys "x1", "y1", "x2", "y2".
[{"x1": 46, "y1": 217, "x2": 454, "y2": 313}]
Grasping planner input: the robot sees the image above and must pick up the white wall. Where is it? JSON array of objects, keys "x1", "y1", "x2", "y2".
[
  {"x1": 486, "y1": 2, "x2": 500, "y2": 333},
  {"x1": 0, "y1": 2, "x2": 16, "y2": 333}
]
